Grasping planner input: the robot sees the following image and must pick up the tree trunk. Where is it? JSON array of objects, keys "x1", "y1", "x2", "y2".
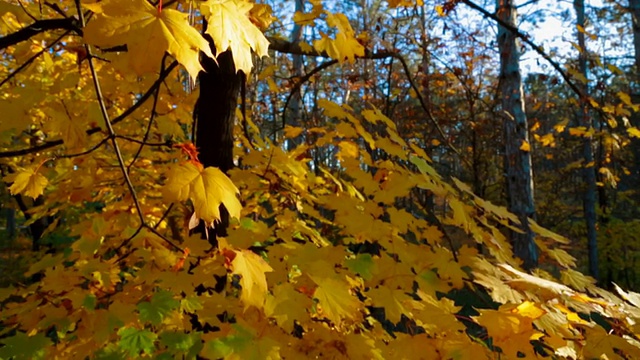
[
  {"x1": 574, "y1": 0, "x2": 599, "y2": 280},
  {"x1": 194, "y1": 27, "x2": 242, "y2": 242},
  {"x1": 286, "y1": 0, "x2": 305, "y2": 150},
  {"x1": 496, "y1": 0, "x2": 538, "y2": 270},
  {"x1": 629, "y1": 0, "x2": 640, "y2": 191}
]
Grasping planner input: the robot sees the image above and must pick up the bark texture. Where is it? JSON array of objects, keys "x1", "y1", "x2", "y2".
[
  {"x1": 574, "y1": 0, "x2": 599, "y2": 280},
  {"x1": 496, "y1": 0, "x2": 538, "y2": 269},
  {"x1": 194, "y1": 32, "x2": 242, "y2": 241}
]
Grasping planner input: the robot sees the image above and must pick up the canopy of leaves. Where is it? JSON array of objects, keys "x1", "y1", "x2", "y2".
[{"x1": 1, "y1": 0, "x2": 640, "y2": 359}]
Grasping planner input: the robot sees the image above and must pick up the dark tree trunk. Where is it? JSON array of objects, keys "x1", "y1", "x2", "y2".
[
  {"x1": 629, "y1": 0, "x2": 640, "y2": 192},
  {"x1": 496, "y1": 0, "x2": 538, "y2": 270},
  {"x1": 194, "y1": 30, "x2": 242, "y2": 242},
  {"x1": 574, "y1": 0, "x2": 599, "y2": 280}
]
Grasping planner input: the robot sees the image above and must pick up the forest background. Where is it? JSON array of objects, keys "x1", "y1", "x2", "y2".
[{"x1": 2, "y1": 0, "x2": 640, "y2": 358}]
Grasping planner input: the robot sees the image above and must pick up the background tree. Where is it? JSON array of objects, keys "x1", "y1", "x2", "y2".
[
  {"x1": 496, "y1": 0, "x2": 538, "y2": 269},
  {"x1": 2, "y1": 0, "x2": 640, "y2": 358}
]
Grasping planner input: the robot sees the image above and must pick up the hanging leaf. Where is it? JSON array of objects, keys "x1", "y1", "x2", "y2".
[
  {"x1": 163, "y1": 162, "x2": 242, "y2": 226},
  {"x1": 201, "y1": 0, "x2": 270, "y2": 73},
  {"x1": 5, "y1": 166, "x2": 48, "y2": 199},
  {"x1": 84, "y1": 0, "x2": 213, "y2": 79}
]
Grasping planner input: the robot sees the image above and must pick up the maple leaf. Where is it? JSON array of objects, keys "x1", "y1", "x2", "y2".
[
  {"x1": 117, "y1": 327, "x2": 157, "y2": 357},
  {"x1": 368, "y1": 287, "x2": 413, "y2": 323},
  {"x1": 163, "y1": 162, "x2": 242, "y2": 226},
  {"x1": 583, "y1": 325, "x2": 640, "y2": 359},
  {"x1": 310, "y1": 275, "x2": 362, "y2": 326},
  {"x1": 159, "y1": 331, "x2": 202, "y2": 358},
  {"x1": 201, "y1": 0, "x2": 270, "y2": 74},
  {"x1": 0, "y1": 332, "x2": 51, "y2": 360},
  {"x1": 137, "y1": 290, "x2": 179, "y2": 325},
  {"x1": 83, "y1": 0, "x2": 213, "y2": 79},
  {"x1": 265, "y1": 283, "x2": 311, "y2": 332},
  {"x1": 313, "y1": 13, "x2": 364, "y2": 63},
  {"x1": 5, "y1": 166, "x2": 48, "y2": 199},
  {"x1": 230, "y1": 249, "x2": 273, "y2": 309}
]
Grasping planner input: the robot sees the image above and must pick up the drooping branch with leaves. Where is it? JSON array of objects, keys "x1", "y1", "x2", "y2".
[{"x1": 1, "y1": 1, "x2": 640, "y2": 359}]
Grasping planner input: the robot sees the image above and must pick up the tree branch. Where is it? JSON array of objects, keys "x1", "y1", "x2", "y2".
[
  {"x1": 0, "y1": 17, "x2": 80, "y2": 50},
  {"x1": 0, "y1": 60, "x2": 179, "y2": 158},
  {"x1": 460, "y1": 0, "x2": 585, "y2": 100},
  {"x1": 268, "y1": 37, "x2": 458, "y2": 154},
  {"x1": 76, "y1": 0, "x2": 145, "y2": 224}
]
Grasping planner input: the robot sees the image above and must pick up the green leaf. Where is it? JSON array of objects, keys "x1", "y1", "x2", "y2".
[
  {"x1": 0, "y1": 332, "x2": 51, "y2": 360},
  {"x1": 83, "y1": 294, "x2": 97, "y2": 311},
  {"x1": 117, "y1": 327, "x2": 157, "y2": 357},
  {"x1": 137, "y1": 290, "x2": 180, "y2": 325},
  {"x1": 180, "y1": 295, "x2": 204, "y2": 313},
  {"x1": 201, "y1": 324, "x2": 254, "y2": 359},
  {"x1": 94, "y1": 343, "x2": 128, "y2": 360},
  {"x1": 159, "y1": 331, "x2": 202, "y2": 359},
  {"x1": 346, "y1": 254, "x2": 375, "y2": 280}
]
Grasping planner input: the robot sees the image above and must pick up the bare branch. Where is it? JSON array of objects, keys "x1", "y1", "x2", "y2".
[
  {"x1": 0, "y1": 17, "x2": 80, "y2": 50},
  {"x1": 269, "y1": 37, "x2": 458, "y2": 154},
  {"x1": 127, "y1": 54, "x2": 168, "y2": 173}
]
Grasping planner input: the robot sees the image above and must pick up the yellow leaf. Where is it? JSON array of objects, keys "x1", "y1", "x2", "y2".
[
  {"x1": 519, "y1": 140, "x2": 530, "y2": 152},
  {"x1": 368, "y1": 287, "x2": 412, "y2": 323},
  {"x1": 265, "y1": 283, "x2": 311, "y2": 332},
  {"x1": 231, "y1": 249, "x2": 273, "y2": 310},
  {"x1": 512, "y1": 301, "x2": 545, "y2": 319},
  {"x1": 310, "y1": 275, "x2": 361, "y2": 326},
  {"x1": 627, "y1": 127, "x2": 640, "y2": 138},
  {"x1": 617, "y1": 91, "x2": 633, "y2": 106},
  {"x1": 201, "y1": 0, "x2": 270, "y2": 74},
  {"x1": 163, "y1": 162, "x2": 242, "y2": 226},
  {"x1": 435, "y1": 5, "x2": 445, "y2": 16},
  {"x1": 388, "y1": 0, "x2": 424, "y2": 7},
  {"x1": 248, "y1": 3, "x2": 275, "y2": 30},
  {"x1": 5, "y1": 166, "x2": 48, "y2": 199},
  {"x1": 313, "y1": 13, "x2": 364, "y2": 63},
  {"x1": 84, "y1": 0, "x2": 213, "y2": 79}
]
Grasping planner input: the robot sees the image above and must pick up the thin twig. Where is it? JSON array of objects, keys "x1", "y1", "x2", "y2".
[
  {"x1": 58, "y1": 137, "x2": 109, "y2": 158},
  {"x1": 0, "y1": 31, "x2": 70, "y2": 88},
  {"x1": 390, "y1": 53, "x2": 460, "y2": 156},
  {"x1": 154, "y1": 203, "x2": 174, "y2": 230},
  {"x1": 281, "y1": 59, "x2": 338, "y2": 130},
  {"x1": 116, "y1": 135, "x2": 171, "y2": 147},
  {"x1": 75, "y1": 0, "x2": 145, "y2": 225},
  {"x1": 128, "y1": 54, "x2": 167, "y2": 173},
  {"x1": 0, "y1": 61, "x2": 179, "y2": 158},
  {"x1": 145, "y1": 225, "x2": 183, "y2": 252}
]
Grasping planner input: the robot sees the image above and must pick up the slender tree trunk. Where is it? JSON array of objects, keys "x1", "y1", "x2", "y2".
[
  {"x1": 574, "y1": 0, "x2": 599, "y2": 280},
  {"x1": 631, "y1": 0, "x2": 640, "y2": 86},
  {"x1": 194, "y1": 25, "x2": 242, "y2": 242},
  {"x1": 287, "y1": 0, "x2": 305, "y2": 150},
  {"x1": 629, "y1": 0, "x2": 640, "y2": 191},
  {"x1": 496, "y1": 0, "x2": 538, "y2": 269}
]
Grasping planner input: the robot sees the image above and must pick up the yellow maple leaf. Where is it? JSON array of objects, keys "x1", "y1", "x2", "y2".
[
  {"x1": 310, "y1": 275, "x2": 361, "y2": 326},
  {"x1": 368, "y1": 287, "x2": 412, "y2": 323},
  {"x1": 313, "y1": 13, "x2": 364, "y2": 63},
  {"x1": 5, "y1": 166, "x2": 48, "y2": 199},
  {"x1": 231, "y1": 249, "x2": 273, "y2": 309},
  {"x1": 201, "y1": 0, "x2": 270, "y2": 74},
  {"x1": 83, "y1": 0, "x2": 212, "y2": 79},
  {"x1": 163, "y1": 162, "x2": 242, "y2": 226},
  {"x1": 627, "y1": 127, "x2": 640, "y2": 138},
  {"x1": 519, "y1": 139, "x2": 531, "y2": 152}
]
